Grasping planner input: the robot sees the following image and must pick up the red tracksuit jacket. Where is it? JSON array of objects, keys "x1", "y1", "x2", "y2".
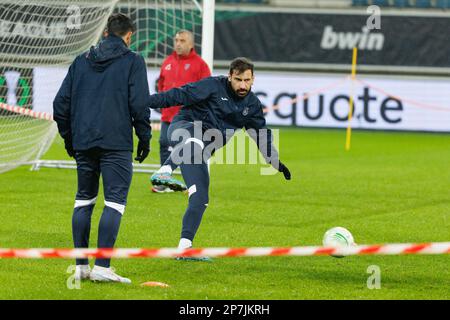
[{"x1": 157, "y1": 49, "x2": 211, "y2": 122}]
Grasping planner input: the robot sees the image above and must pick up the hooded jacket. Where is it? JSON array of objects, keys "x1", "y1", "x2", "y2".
[
  {"x1": 53, "y1": 34, "x2": 151, "y2": 151},
  {"x1": 157, "y1": 49, "x2": 210, "y2": 123},
  {"x1": 148, "y1": 76, "x2": 279, "y2": 166}
]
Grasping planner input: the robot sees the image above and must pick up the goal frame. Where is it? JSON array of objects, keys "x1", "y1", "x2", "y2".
[{"x1": 2, "y1": 0, "x2": 215, "y2": 174}]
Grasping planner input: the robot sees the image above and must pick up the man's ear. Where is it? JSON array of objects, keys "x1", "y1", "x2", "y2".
[
  {"x1": 228, "y1": 73, "x2": 232, "y2": 82},
  {"x1": 124, "y1": 31, "x2": 133, "y2": 47}
]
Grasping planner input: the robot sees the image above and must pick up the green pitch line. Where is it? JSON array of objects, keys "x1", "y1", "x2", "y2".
[{"x1": 0, "y1": 128, "x2": 448, "y2": 299}]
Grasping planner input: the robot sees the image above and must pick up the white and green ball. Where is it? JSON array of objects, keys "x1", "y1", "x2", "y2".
[{"x1": 322, "y1": 227, "x2": 355, "y2": 258}]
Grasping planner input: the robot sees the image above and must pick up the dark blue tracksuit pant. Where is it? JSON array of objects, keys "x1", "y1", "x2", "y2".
[
  {"x1": 164, "y1": 120, "x2": 213, "y2": 242},
  {"x1": 73, "y1": 148, "x2": 132, "y2": 267}
]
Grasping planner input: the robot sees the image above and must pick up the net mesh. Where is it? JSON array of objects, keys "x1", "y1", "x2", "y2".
[
  {"x1": 0, "y1": 0, "x2": 203, "y2": 173},
  {"x1": 116, "y1": 0, "x2": 203, "y2": 65}
]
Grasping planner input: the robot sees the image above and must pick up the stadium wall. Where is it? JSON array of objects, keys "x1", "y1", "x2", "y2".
[
  {"x1": 31, "y1": 67, "x2": 450, "y2": 133},
  {"x1": 213, "y1": 5, "x2": 450, "y2": 76}
]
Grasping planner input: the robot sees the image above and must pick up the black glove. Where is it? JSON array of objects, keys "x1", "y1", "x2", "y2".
[
  {"x1": 64, "y1": 139, "x2": 75, "y2": 158},
  {"x1": 135, "y1": 140, "x2": 150, "y2": 163},
  {"x1": 278, "y1": 161, "x2": 291, "y2": 180}
]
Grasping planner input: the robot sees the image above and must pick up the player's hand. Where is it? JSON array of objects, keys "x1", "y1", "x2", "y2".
[
  {"x1": 64, "y1": 139, "x2": 75, "y2": 158},
  {"x1": 278, "y1": 161, "x2": 291, "y2": 180},
  {"x1": 135, "y1": 140, "x2": 150, "y2": 163}
]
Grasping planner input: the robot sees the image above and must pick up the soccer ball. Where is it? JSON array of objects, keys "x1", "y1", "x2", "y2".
[{"x1": 322, "y1": 227, "x2": 355, "y2": 258}]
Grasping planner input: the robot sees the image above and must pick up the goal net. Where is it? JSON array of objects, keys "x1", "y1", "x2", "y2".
[{"x1": 0, "y1": 0, "x2": 207, "y2": 174}]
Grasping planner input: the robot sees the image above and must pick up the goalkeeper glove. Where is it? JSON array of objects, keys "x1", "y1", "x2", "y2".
[
  {"x1": 135, "y1": 140, "x2": 150, "y2": 163},
  {"x1": 278, "y1": 161, "x2": 291, "y2": 180}
]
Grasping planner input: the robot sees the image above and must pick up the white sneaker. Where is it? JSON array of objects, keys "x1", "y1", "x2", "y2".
[
  {"x1": 74, "y1": 265, "x2": 91, "y2": 281},
  {"x1": 90, "y1": 265, "x2": 132, "y2": 284}
]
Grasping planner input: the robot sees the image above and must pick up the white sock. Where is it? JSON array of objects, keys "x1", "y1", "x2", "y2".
[
  {"x1": 157, "y1": 165, "x2": 173, "y2": 174},
  {"x1": 76, "y1": 265, "x2": 90, "y2": 271},
  {"x1": 178, "y1": 238, "x2": 192, "y2": 250},
  {"x1": 93, "y1": 265, "x2": 110, "y2": 272}
]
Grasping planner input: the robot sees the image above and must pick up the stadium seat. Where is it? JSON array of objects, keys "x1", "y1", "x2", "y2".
[
  {"x1": 217, "y1": 0, "x2": 265, "y2": 3},
  {"x1": 372, "y1": 0, "x2": 390, "y2": 6},
  {"x1": 415, "y1": 0, "x2": 431, "y2": 7},
  {"x1": 393, "y1": 0, "x2": 410, "y2": 7},
  {"x1": 436, "y1": 0, "x2": 450, "y2": 8},
  {"x1": 352, "y1": 0, "x2": 369, "y2": 6}
]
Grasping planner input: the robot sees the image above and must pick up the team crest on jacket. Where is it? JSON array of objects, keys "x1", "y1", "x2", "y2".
[
  {"x1": 165, "y1": 64, "x2": 171, "y2": 71},
  {"x1": 184, "y1": 64, "x2": 191, "y2": 70},
  {"x1": 242, "y1": 107, "x2": 249, "y2": 116}
]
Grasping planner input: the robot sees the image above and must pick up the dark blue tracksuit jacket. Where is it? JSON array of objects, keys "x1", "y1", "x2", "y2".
[
  {"x1": 148, "y1": 76, "x2": 278, "y2": 163},
  {"x1": 53, "y1": 34, "x2": 151, "y2": 151}
]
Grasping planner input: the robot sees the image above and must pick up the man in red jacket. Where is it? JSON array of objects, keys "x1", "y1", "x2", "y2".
[{"x1": 153, "y1": 29, "x2": 211, "y2": 193}]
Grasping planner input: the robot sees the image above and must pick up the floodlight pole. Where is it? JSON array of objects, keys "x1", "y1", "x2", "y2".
[{"x1": 201, "y1": 0, "x2": 215, "y2": 73}]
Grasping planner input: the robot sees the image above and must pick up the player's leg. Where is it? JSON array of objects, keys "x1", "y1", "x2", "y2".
[
  {"x1": 159, "y1": 121, "x2": 172, "y2": 166},
  {"x1": 179, "y1": 161, "x2": 209, "y2": 244},
  {"x1": 153, "y1": 121, "x2": 174, "y2": 193},
  {"x1": 160, "y1": 119, "x2": 191, "y2": 172},
  {"x1": 151, "y1": 119, "x2": 197, "y2": 191},
  {"x1": 73, "y1": 149, "x2": 100, "y2": 276},
  {"x1": 90, "y1": 149, "x2": 132, "y2": 283},
  {"x1": 176, "y1": 136, "x2": 213, "y2": 262}
]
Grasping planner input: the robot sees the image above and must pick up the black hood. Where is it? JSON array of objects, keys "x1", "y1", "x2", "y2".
[{"x1": 87, "y1": 34, "x2": 130, "y2": 72}]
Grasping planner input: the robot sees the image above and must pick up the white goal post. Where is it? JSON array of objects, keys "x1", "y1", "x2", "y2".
[{"x1": 0, "y1": 0, "x2": 215, "y2": 174}]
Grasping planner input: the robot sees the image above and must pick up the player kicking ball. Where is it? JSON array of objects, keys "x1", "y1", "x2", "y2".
[{"x1": 149, "y1": 57, "x2": 291, "y2": 260}]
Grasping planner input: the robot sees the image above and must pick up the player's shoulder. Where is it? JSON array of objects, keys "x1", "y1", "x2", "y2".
[
  {"x1": 122, "y1": 51, "x2": 146, "y2": 71},
  {"x1": 72, "y1": 51, "x2": 90, "y2": 69},
  {"x1": 188, "y1": 75, "x2": 222, "y2": 93},
  {"x1": 213, "y1": 75, "x2": 227, "y2": 82},
  {"x1": 128, "y1": 50, "x2": 145, "y2": 61},
  {"x1": 210, "y1": 75, "x2": 232, "y2": 90},
  {"x1": 77, "y1": 50, "x2": 90, "y2": 62},
  {"x1": 198, "y1": 75, "x2": 223, "y2": 85}
]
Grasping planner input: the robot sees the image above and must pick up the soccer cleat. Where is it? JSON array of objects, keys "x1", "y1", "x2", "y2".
[
  {"x1": 151, "y1": 185, "x2": 175, "y2": 193},
  {"x1": 175, "y1": 239, "x2": 213, "y2": 262},
  {"x1": 150, "y1": 172, "x2": 187, "y2": 192},
  {"x1": 74, "y1": 265, "x2": 91, "y2": 281},
  {"x1": 89, "y1": 265, "x2": 132, "y2": 284}
]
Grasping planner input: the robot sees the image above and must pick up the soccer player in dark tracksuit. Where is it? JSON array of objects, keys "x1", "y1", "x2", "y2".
[
  {"x1": 149, "y1": 57, "x2": 291, "y2": 257},
  {"x1": 53, "y1": 14, "x2": 151, "y2": 282}
]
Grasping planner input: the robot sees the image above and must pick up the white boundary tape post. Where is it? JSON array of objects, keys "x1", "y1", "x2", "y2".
[{"x1": 0, "y1": 243, "x2": 449, "y2": 259}]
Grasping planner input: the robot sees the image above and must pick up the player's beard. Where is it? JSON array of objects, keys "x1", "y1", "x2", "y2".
[{"x1": 235, "y1": 86, "x2": 250, "y2": 97}]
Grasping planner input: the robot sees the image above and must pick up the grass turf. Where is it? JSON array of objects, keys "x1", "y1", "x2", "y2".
[{"x1": 0, "y1": 128, "x2": 448, "y2": 299}]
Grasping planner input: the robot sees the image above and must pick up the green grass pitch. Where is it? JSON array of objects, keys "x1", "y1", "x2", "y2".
[{"x1": 0, "y1": 128, "x2": 448, "y2": 299}]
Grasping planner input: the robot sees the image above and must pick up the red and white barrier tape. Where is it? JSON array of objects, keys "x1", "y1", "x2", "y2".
[
  {"x1": 0, "y1": 243, "x2": 449, "y2": 259},
  {"x1": 0, "y1": 102, "x2": 53, "y2": 121},
  {"x1": 0, "y1": 102, "x2": 164, "y2": 131},
  {"x1": 355, "y1": 78, "x2": 450, "y2": 112}
]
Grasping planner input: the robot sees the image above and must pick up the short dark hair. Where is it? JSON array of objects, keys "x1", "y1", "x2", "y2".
[
  {"x1": 176, "y1": 29, "x2": 194, "y2": 40},
  {"x1": 106, "y1": 13, "x2": 136, "y2": 37},
  {"x1": 229, "y1": 57, "x2": 254, "y2": 75}
]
